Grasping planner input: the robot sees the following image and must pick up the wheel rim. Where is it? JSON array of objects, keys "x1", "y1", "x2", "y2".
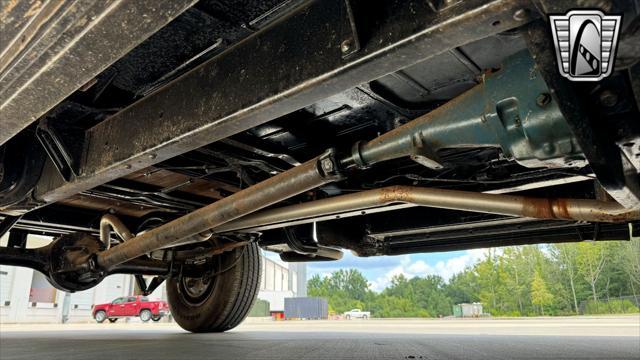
[
  {"x1": 141, "y1": 310, "x2": 151, "y2": 321},
  {"x1": 96, "y1": 312, "x2": 105, "y2": 322},
  {"x1": 183, "y1": 276, "x2": 211, "y2": 298},
  {"x1": 179, "y1": 273, "x2": 216, "y2": 306}
]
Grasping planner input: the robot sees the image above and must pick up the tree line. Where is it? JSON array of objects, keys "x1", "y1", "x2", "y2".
[{"x1": 307, "y1": 238, "x2": 640, "y2": 317}]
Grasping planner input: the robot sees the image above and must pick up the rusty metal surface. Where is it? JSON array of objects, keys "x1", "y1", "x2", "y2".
[
  {"x1": 173, "y1": 240, "x2": 248, "y2": 261},
  {"x1": 0, "y1": 0, "x2": 197, "y2": 146},
  {"x1": 99, "y1": 214, "x2": 133, "y2": 249},
  {"x1": 215, "y1": 185, "x2": 640, "y2": 234},
  {"x1": 57, "y1": 194, "x2": 161, "y2": 218},
  {"x1": 124, "y1": 168, "x2": 239, "y2": 200},
  {"x1": 28, "y1": 0, "x2": 536, "y2": 209},
  {"x1": 96, "y1": 154, "x2": 341, "y2": 269},
  {"x1": 0, "y1": 0, "x2": 64, "y2": 74}
]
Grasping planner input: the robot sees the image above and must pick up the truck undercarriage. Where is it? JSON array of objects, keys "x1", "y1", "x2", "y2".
[{"x1": 1, "y1": 0, "x2": 639, "y2": 332}]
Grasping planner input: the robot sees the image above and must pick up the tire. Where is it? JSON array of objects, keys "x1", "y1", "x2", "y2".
[
  {"x1": 362, "y1": 315, "x2": 368, "y2": 320},
  {"x1": 139, "y1": 309, "x2": 152, "y2": 322},
  {"x1": 167, "y1": 243, "x2": 261, "y2": 333},
  {"x1": 94, "y1": 310, "x2": 106, "y2": 323},
  {"x1": 346, "y1": 315, "x2": 351, "y2": 320},
  {"x1": 108, "y1": 318, "x2": 118, "y2": 323},
  {"x1": 151, "y1": 315, "x2": 162, "y2": 322}
]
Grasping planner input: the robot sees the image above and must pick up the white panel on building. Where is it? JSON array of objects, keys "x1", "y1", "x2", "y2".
[
  {"x1": 265, "y1": 261, "x2": 274, "y2": 291},
  {"x1": 29, "y1": 271, "x2": 57, "y2": 305},
  {"x1": 26, "y1": 235, "x2": 53, "y2": 248},
  {"x1": 94, "y1": 274, "x2": 129, "y2": 305},
  {"x1": 282, "y1": 270, "x2": 288, "y2": 292},
  {"x1": 147, "y1": 276, "x2": 167, "y2": 301},
  {"x1": 70, "y1": 289, "x2": 95, "y2": 310},
  {"x1": 258, "y1": 290, "x2": 295, "y2": 312},
  {"x1": 274, "y1": 265, "x2": 283, "y2": 291},
  {"x1": 0, "y1": 265, "x2": 14, "y2": 306},
  {"x1": 291, "y1": 272, "x2": 298, "y2": 294}
]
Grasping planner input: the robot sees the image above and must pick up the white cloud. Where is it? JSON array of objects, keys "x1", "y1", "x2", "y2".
[{"x1": 368, "y1": 249, "x2": 488, "y2": 292}]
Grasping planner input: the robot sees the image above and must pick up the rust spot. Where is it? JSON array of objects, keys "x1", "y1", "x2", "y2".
[
  {"x1": 520, "y1": 196, "x2": 640, "y2": 223},
  {"x1": 521, "y1": 197, "x2": 559, "y2": 219},
  {"x1": 379, "y1": 186, "x2": 413, "y2": 204},
  {"x1": 0, "y1": 0, "x2": 19, "y2": 19},
  {"x1": 550, "y1": 198, "x2": 571, "y2": 219},
  {"x1": 24, "y1": 1, "x2": 42, "y2": 18}
]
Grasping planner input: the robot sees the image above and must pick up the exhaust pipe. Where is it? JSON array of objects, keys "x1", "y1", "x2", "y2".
[
  {"x1": 214, "y1": 186, "x2": 640, "y2": 234},
  {"x1": 95, "y1": 150, "x2": 342, "y2": 270},
  {"x1": 100, "y1": 214, "x2": 134, "y2": 249}
]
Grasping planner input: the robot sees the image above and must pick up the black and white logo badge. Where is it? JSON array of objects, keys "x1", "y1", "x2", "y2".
[{"x1": 550, "y1": 10, "x2": 621, "y2": 81}]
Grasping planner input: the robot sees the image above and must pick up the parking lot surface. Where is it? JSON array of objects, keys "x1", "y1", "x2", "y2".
[{"x1": 1, "y1": 316, "x2": 638, "y2": 359}]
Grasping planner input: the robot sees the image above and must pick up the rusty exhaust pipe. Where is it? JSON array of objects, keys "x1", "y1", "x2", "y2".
[
  {"x1": 95, "y1": 151, "x2": 341, "y2": 270},
  {"x1": 214, "y1": 186, "x2": 640, "y2": 234},
  {"x1": 99, "y1": 214, "x2": 135, "y2": 249}
]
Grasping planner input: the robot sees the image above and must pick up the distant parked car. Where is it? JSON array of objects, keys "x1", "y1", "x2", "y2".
[
  {"x1": 343, "y1": 309, "x2": 370, "y2": 320},
  {"x1": 92, "y1": 296, "x2": 169, "y2": 323}
]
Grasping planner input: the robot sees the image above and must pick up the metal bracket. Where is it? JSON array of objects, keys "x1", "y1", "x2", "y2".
[
  {"x1": 36, "y1": 119, "x2": 76, "y2": 182},
  {"x1": 0, "y1": 215, "x2": 22, "y2": 239},
  {"x1": 135, "y1": 274, "x2": 166, "y2": 296},
  {"x1": 409, "y1": 133, "x2": 444, "y2": 170},
  {"x1": 284, "y1": 226, "x2": 318, "y2": 255},
  {"x1": 282, "y1": 223, "x2": 344, "y2": 262},
  {"x1": 339, "y1": 0, "x2": 361, "y2": 58}
]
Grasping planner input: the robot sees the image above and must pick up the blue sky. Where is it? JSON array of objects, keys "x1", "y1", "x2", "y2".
[{"x1": 266, "y1": 249, "x2": 488, "y2": 292}]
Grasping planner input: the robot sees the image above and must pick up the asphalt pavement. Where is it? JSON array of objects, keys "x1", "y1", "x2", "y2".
[{"x1": 1, "y1": 316, "x2": 638, "y2": 359}]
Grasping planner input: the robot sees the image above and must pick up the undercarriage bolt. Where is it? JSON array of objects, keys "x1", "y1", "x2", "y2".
[
  {"x1": 340, "y1": 39, "x2": 353, "y2": 54},
  {"x1": 321, "y1": 158, "x2": 334, "y2": 173},
  {"x1": 513, "y1": 9, "x2": 529, "y2": 21},
  {"x1": 536, "y1": 93, "x2": 551, "y2": 107}
]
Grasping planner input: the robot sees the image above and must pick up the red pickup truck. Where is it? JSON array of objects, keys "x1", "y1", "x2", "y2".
[{"x1": 92, "y1": 296, "x2": 169, "y2": 323}]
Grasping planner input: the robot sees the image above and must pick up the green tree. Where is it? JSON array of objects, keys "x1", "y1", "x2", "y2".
[
  {"x1": 474, "y1": 250, "x2": 505, "y2": 314},
  {"x1": 576, "y1": 242, "x2": 607, "y2": 304},
  {"x1": 531, "y1": 270, "x2": 554, "y2": 315},
  {"x1": 308, "y1": 241, "x2": 638, "y2": 318},
  {"x1": 446, "y1": 270, "x2": 479, "y2": 305},
  {"x1": 623, "y1": 237, "x2": 640, "y2": 301},
  {"x1": 550, "y1": 243, "x2": 580, "y2": 314},
  {"x1": 409, "y1": 275, "x2": 452, "y2": 316},
  {"x1": 308, "y1": 270, "x2": 372, "y2": 314}
]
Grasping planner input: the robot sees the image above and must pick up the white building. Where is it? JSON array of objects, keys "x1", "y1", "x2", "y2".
[{"x1": 0, "y1": 233, "x2": 305, "y2": 323}]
